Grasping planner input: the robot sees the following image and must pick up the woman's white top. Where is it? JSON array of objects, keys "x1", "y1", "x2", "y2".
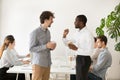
[{"x1": 0, "y1": 48, "x2": 23, "y2": 68}]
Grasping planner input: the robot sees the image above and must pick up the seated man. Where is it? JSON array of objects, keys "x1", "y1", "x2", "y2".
[{"x1": 88, "y1": 35, "x2": 112, "y2": 80}]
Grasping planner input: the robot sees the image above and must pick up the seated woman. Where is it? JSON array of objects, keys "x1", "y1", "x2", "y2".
[
  {"x1": 0, "y1": 35, "x2": 30, "y2": 59},
  {"x1": 0, "y1": 35, "x2": 30, "y2": 80}
]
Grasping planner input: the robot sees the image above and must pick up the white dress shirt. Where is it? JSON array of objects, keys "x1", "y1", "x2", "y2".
[{"x1": 63, "y1": 27, "x2": 94, "y2": 56}]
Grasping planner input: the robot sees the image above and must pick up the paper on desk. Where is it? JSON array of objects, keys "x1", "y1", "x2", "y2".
[{"x1": 21, "y1": 65, "x2": 32, "y2": 70}]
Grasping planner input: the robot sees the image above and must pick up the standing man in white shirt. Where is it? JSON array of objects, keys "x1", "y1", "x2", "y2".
[{"x1": 63, "y1": 15, "x2": 94, "y2": 80}]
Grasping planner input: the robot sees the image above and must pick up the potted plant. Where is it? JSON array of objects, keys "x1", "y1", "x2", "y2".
[{"x1": 96, "y1": 3, "x2": 120, "y2": 51}]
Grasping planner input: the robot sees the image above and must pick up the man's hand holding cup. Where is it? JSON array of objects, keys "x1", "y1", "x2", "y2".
[{"x1": 46, "y1": 41, "x2": 56, "y2": 50}]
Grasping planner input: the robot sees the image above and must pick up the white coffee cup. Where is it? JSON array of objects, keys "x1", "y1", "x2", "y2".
[{"x1": 50, "y1": 41, "x2": 56, "y2": 50}]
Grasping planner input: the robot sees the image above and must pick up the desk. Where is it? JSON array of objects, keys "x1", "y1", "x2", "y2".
[
  {"x1": 7, "y1": 65, "x2": 75, "y2": 80},
  {"x1": 7, "y1": 65, "x2": 32, "y2": 80}
]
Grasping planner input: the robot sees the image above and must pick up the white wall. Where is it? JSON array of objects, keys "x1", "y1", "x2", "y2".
[{"x1": 0, "y1": 0, "x2": 120, "y2": 79}]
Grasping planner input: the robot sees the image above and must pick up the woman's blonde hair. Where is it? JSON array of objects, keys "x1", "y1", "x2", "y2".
[{"x1": 0, "y1": 35, "x2": 15, "y2": 58}]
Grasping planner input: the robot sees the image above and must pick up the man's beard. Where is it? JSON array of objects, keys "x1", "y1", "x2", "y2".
[
  {"x1": 48, "y1": 24, "x2": 51, "y2": 27},
  {"x1": 75, "y1": 26, "x2": 79, "y2": 29}
]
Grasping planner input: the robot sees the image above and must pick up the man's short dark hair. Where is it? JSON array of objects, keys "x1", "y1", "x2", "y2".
[
  {"x1": 97, "y1": 35, "x2": 107, "y2": 45},
  {"x1": 40, "y1": 11, "x2": 54, "y2": 24},
  {"x1": 76, "y1": 15, "x2": 87, "y2": 26}
]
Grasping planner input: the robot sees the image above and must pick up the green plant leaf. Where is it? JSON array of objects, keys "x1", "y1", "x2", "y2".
[
  {"x1": 111, "y1": 11, "x2": 116, "y2": 20},
  {"x1": 96, "y1": 2, "x2": 120, "y2": 52},
  {"x1": 115, "y1": 42, "x2": 120, "y2": 51},
  {"x1": 100, "y1": 18, "x2": 105, "y2": 29},
  {"x1": 115, "y1": 3, "x2": 120, "y2": 14},
  {"x1": 106, "y1": 15, "x2": 112, "y2": 27},
  {"x1": 96, "y1": 27, "x2": 104, "y2": 36}
]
